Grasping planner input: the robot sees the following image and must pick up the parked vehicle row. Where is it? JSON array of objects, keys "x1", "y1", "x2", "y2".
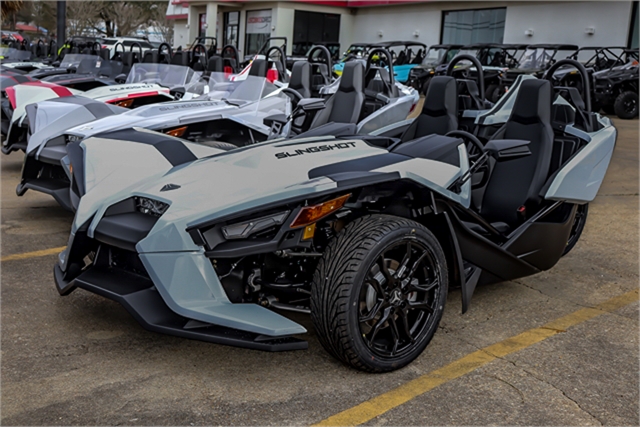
[{"x1": 331, "y1": 41, "x2": 638, "y2": 119}]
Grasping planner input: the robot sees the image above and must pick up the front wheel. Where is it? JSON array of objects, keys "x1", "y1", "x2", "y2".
[
  {"x1": 562, "y1": 204, "x2": 588, "y2": 256},
  {"x1": 311, "y1": 215, "x2": 448, "y2": 372},
  {"x1": 614, "y1": 91, "x2": 639, "y2": 120}
]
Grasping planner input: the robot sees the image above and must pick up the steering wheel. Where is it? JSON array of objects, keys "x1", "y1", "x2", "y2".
[
  {"x1": 446, "y1": 54, "x2": 485, "y2": 102},
  {"x1": 545, "y1": 58, "x2": 592, "y2": 112},
  {"x1": 446, "y1": 130, "x2": 486, "y2": 162},
  {"x1": 281, "y1": 87, "x2": 304, "y2": 105},
  {"x1": 307, "y1": 45, "x2": 334, "y2": 78}
]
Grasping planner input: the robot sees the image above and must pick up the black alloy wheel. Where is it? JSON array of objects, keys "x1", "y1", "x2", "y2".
[
  {"x1": 311, "y1": 214, "x2": 448, "y2": 372},
  {"x1": 358, "y1": 240, "x2": 442, "y2": 359}
]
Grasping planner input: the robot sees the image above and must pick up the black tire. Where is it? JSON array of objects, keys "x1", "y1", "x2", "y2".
[
  {"x1": 486, "y1": 84, "x2": 502, "y2": 103},
  {"x1": 562, "y1": 204, "x2": 588, "y2": 256},
  {"x1": 311, "y1": 214, "x2": 448, "y2": 372},
  {"x1": 614, "y1": 91, "x2": 639, "y2": 120}
]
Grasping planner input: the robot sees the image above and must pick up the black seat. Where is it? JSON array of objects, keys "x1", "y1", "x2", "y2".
[
  {"x1": 171, "y1": 51, "x2": 189, "y2": 67},
  {"x1": 99, "y1": 48, "x2": 111, "y2": 61},
  {"x1": 249, "y1": 59, "x2": 268, "y2": 77},
  {"x1": 223, "y1": 57, "x2": 237, "y2": 73},
  {"x1": 478, "y1": 79, "x2": 554, "y2": 228},
  {"x1": 457, "y1": 79, "x2": 486, "y2": 111},
  {"x1": 401, "y1": 76, "x2": 458, "y2": 141},
  {"x1": 207, "y1": 56, "x2": 223, "y2": 73},
  {"x1": 121, "y1": 52, "x2": 139, "y2": 75},
  {"x1": 309, "y1": 61, "x2": 365, "y2": 128},
  {"x1": 311, "y1": 63, "x2": 330, "y2": 95},
  {"x1": 288, "y1": 61, "x2": 312, "y2": 99},
  {"x1": 143, "y1": 50, "x2": 158, "y2": 63}
]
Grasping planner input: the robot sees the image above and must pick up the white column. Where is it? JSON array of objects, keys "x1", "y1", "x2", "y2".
[
  {"x1": 206, "y1": 2, "x2": 218, "y2": 41},
  {"x1": 272, "y1": 5, "x2": 294, "y2": 55},
  {"x1": 187, "y1": 5, "x2": 199, "y2": 44}
]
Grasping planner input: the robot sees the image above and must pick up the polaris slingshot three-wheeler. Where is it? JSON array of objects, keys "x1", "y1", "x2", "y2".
[{"x1": 53, "y1": 60, "x2": 616, "y2": 372}]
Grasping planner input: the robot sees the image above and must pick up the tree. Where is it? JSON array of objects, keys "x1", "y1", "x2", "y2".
[
  {"x1": 77, "y1": 1, "x2": 169, "y2": 38},
  {"x1": 31, "y1": 1, "x2": 57, "y2": 35}
]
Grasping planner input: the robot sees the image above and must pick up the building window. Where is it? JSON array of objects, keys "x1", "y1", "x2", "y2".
[
  {"x1": 224, "y1": 11, "x2": 239, "y2": 47},
  {"x1": 292, "y1": 10, "x2": 341, "y2": 57},
  {"x1": 630, "y1": 1, "x2": 639, "y2": 49},
  {"x1": 441, "y1": 8, "x2": 506, "y2": 45},
  {"x1": 245, "y1": 9, "x2": 272, "y2": 56},
  {"x1": 198, "y1": 13, "x2": 207, "y2": 39}
]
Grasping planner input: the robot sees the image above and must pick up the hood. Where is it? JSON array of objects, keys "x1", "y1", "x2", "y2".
[
  {"x1": 25, "y1": 96, "x2": 126, "y2": 154},
  {"x1": 76, "y1": 132, "x2": 463, "y2": 254},
  {"x1": 82, "y1": 83, "x2": 171, "y2": 102},
  {"x1": 7, "y1": 82, "x2": 82, "y2": 125},
  {"x1": 66, "y1": 98, "x2": 231, "y2": 139},
  {"x1": 77, "y1": 136, "x2": 388, "y2": 252}
]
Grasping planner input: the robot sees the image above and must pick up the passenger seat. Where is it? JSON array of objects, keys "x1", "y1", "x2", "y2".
[
  {"x1": 308, "y1": 61, "x2": 365, "y2": 128},
  {"x1": 401, "y1": 76, "x2": 458, "y2": 141},
  {"x1": 478, "y1": 79, "x2": 554, "y2": 229}
]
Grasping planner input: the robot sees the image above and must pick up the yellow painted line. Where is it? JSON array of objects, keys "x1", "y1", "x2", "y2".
[
  {"x1": 314, "y1": 289, "x2": 639, "y2": 426},
  {"x1": 1, "y1": 246, "x2": 66, "y2": 262}
]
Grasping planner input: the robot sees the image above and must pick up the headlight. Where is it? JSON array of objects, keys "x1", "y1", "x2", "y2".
[
  {"x1": 222, "y1": 211, "x2": 290, "y2": 240},
  {"x1": 135, "y1": 196, "x2": 169, "y2": 217}
]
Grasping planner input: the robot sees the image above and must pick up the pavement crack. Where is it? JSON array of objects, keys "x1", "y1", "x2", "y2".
[
  {"x1": 510, "y1": 362, "x2": 604, "y2": 426},
  {"x1": 486, "y1": 374, "x2": 525, "y2": 403}
]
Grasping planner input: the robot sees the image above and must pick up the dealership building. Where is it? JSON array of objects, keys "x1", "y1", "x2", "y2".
[{"x1": 166, "y1": 0, "x2": 639, "y2": 56}]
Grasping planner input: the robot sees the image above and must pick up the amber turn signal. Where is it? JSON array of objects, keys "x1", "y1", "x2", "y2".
[
  {"x1": 166, "y1": 126, "x2": 188, "y2": 137},
  {"x1": 114, "y1": 99, "x2": 134, "y2": 108},
  {"x1": 302, "y1": 223, "x2": 316, "y2": 240},
  {"x1": 291, "y1": 194, "x2": 351, "y2": 228}
]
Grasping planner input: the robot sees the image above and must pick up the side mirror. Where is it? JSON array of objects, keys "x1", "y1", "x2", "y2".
[
  {"x1": 297, "y1": 97, "x2": 326, "y2": 113},
  {"x1": 485, "y1": 139, "x2": 531, "y2": 161},
  {"x1": 67, "y1": 66, "x2": 77, "y2": 73},
  {"x1": 115, "y1": 73, "x2": 127, "y2": 83},
  {"x1": 264, "y1": 113, "x2": 288, "y2": 128}
]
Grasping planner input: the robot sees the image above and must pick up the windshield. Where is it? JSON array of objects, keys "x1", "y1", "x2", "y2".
[
  {"x1": 343, "y1": 45, "x2": 368, "y2": 58},
  {"x1": 60, "y1": 54, "x2": 102, "y2": 70},
  {"x1": 0, "y1": 48, "x2": 31, "y2": 60},
  {"x1": 422, "y1": 48, "x2": 447, "y2": 66},
  {"x1": 458, "y1": 48, "x2": 479, "y2": 57},
  {"x1": 126, "y1": 63, "x2": 202, "y2": 89},
  {"x1": 518, "y1": 48, "x2": 554, "y2": 69},
  {"x1": 206, "y1": 74, "x2": 278, "y2": 104}
]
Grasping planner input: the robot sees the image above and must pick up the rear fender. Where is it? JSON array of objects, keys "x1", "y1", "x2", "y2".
[{"x1": 544, "y1": 120, "x2": 617, "y2": 203}]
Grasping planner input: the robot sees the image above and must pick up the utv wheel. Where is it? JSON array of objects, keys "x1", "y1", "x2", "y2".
[
  {"x1": 614, "y1": 91, "x2": 639, "y2": 120},
  {"x1": 563, "y1": 204, "x2": 588, "y2": 256},
  {"x1": 311, "y1": 215, "x2": 448, "y2": 372}
]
